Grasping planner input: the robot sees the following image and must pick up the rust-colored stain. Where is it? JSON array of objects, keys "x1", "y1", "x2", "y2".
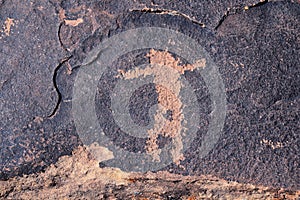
[{"x1": 187, "y1": 196, "x2": 196, "y2": 200}]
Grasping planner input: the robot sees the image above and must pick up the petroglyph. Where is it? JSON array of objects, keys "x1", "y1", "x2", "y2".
[{"x1": 120, "y1": 49, "x2": 206, "y2": 165}]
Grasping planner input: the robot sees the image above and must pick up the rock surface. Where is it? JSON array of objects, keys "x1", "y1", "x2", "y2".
[
  {"x1": 1, "y1": 147, "x2": 299, "y2": 199},
  {"x1": 0, "y1": 0, "x2": 299, "y2": 195}
]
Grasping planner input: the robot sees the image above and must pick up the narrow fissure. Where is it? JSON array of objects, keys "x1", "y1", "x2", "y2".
[
  {"x1": 130, "y1": 8, "x2": 206, "y2": 28},
  {"x1": 48, "y1": 56, "x2": 72, "y2": 118},
  {"x1": 215, "y1": 0, "x2": 269, "y2": 30}
]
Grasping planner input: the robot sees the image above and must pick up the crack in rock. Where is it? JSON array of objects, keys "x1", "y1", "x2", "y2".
[
  {"x1": 48, "y1": 56, "x2": 72, "y2": 118},
  {"x1": 130, "y1": 8, "x2": 206, "y2": 28},
  {"x1": 215, "y1": 0, "x2": 270, "y2": 30},
  {"x1": 58, "y1": 22, "x2": 70, "y2": 52}
]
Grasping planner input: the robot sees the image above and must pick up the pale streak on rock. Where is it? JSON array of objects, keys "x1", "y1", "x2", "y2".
[{"x1": 64, "y1": 18, "x2": 84, "y2": 27}]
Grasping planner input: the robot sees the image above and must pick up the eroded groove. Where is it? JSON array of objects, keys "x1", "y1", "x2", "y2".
[
  {"x1": 58, "y1": 22, "x2": 65, "y2": 50},
  {"x1": 215, "y1": 10, "x2": 230, "y2": 31},
  {"x1": 130, "y1": 8, "x2": 206, "y2": 28},
  {"x1": 48, "y1": 56, "x2": 72, "y2": 118},
  {"x1": 215, "y1": 0, "x2": 269, "y2": 30},
  {"x1": 58, "y1": 22, "x2": 69, "y2": 52}
]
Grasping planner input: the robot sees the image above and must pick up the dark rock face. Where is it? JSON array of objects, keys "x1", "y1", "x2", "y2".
[
  {"x1": 0, "y1": 0, "x2": 299, "y2": 190},
  {"x1": 0, "y1": 0, "x2": 80, "y2": 180}
]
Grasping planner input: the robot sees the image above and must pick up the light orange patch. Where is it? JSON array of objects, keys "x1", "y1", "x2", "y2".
[
  {"x1": 4, "y1": 18, "x2": 15, "y2": 36},
  {"x1": 58, "y1": 9, "x2": 66, "y2": 21},
  {"x1": 146, "y1": 49, "x2": 206, "y2": 74},
  {"x1": 64, "y1": 18, "x2": 84, "y2": 27}
]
